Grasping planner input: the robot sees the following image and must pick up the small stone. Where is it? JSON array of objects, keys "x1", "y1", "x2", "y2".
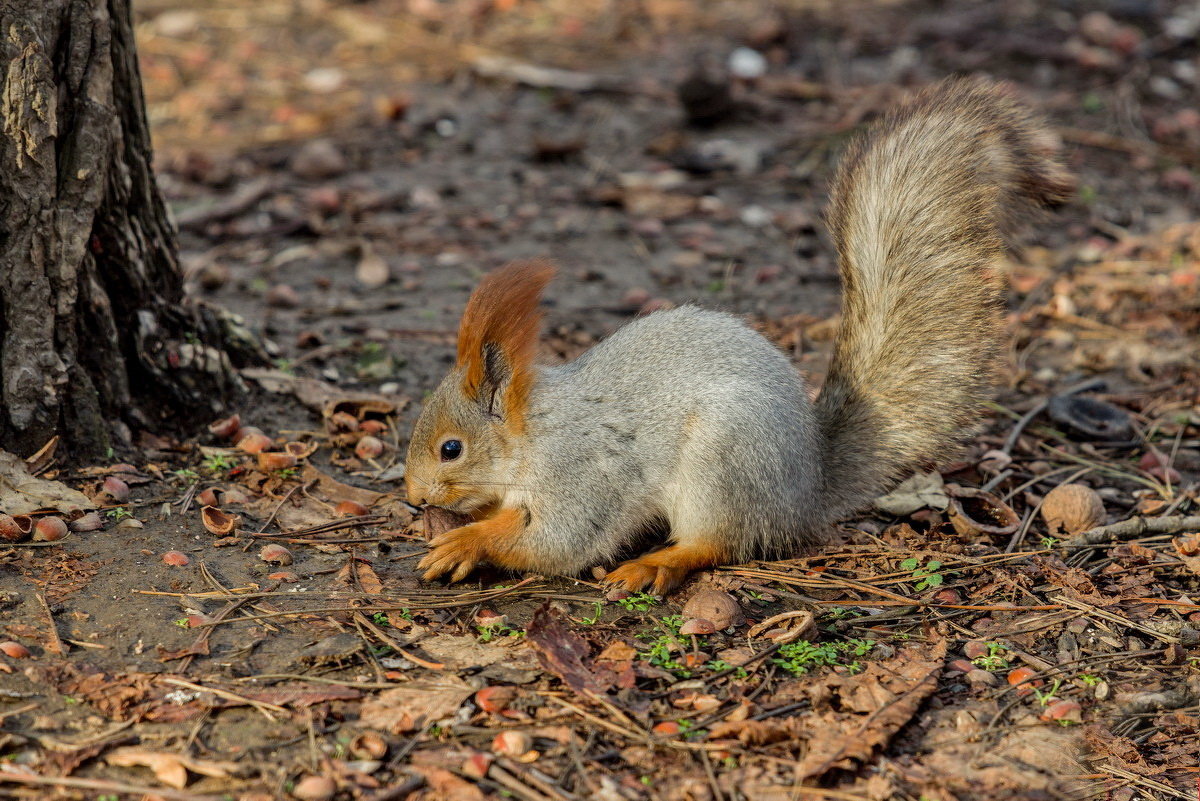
[
  {"x1": 259, "y1": 544, "x2": 294, "y2": 565},
  {"x1": 728, "y1": 47, "x2": 767, "y2": 79},
  {"x1": 265, "y1": 284, "x2": 301, "y2": 308},
  {"x1": 291, "y1": 775, "x2": 336, "y2": 801},
  {"x1": 966, "y1": 669, "x2": 997, "y2": 687},
  {"x1": 290, "y1": 139, "x2": 346, "y2": 180},
  {"x1": 963, "y1": 640, "x2": 989, "y2": 660},
  {"x1": 739, "y1": 205, "x2": 773, "y2": 227}
]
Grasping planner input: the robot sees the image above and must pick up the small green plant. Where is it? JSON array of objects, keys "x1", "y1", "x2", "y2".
[
  {"x1": 174, "y1": 618, "x2": 190, "y2": 628},
  {"x1": 616, "y1": 591, "x2": 657, "y2": 612},
  {"x1": 1078, "y1": 673, "x2": 1100, "y2": 687},
  {"x1": 1040, "y1": 536, "x2": 1059, "y2": 549},
  {"x1": 174, "y1": 468, "x2": 199, "y2": 482},
  {"x1": 477, "y1": 620, "x2": 523, "y2": 643},
  {"x1": 971, "y1": 642, "x2": 1010, "y2": 671},
  {"x1": 639, "y1": 615, "x2": 691, "y2": 677},
  {"x1": 273, "y1": 358, "x2": 295, "y2": 375},
  {"x1": 1033, "y1": 678, "x2": 1063, "y2": 706},
  {"x1": 771, "y1": 638, "x2": 875, "y2": 676},
  {"x1": 276, "y1": 467, "x2": 299, "y2": 480},
  {"x1": 900, "y1": 557, "x2": 944, "y2": 591},
  {"x1": 707, "y1": 659, "x2": 748, "y2": 679},
  {"x1": 372, "y1": 612, "x2": 390, "y2": 627},
  {"x1": 578, "y1": 602, "x2": 604, "y2": 625},
  {"x1": 106, "y1": 506, "x2": 132, "y2": 521},
  {"x1": 203, "y1": 452, "x2": 237, "y2": 474},
  {"x1": 676, "y1": 718, "x2": 707, "y2": 739}
]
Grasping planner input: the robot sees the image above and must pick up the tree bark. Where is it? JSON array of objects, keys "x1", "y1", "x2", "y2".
[{"x1": 0, "y1": 0, "x2": 251, "y2": 458}]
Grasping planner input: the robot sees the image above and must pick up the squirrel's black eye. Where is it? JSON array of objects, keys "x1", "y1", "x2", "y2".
[{"x1": 440, "y1": 440, "x2": 463, "y2": 461}]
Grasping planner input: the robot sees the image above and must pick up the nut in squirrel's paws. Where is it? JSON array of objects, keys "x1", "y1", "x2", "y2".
[
  {"x1": 418, "y1": 528, "x2": 483, "y2": 583},
  {"x1": 603, "y1": 558, "x2": 690, "y2": 596}
]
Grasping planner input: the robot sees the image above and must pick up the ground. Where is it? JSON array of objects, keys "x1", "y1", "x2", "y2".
[{"x1": 1, "y1": 1, "x2": 1199, "y2": 799}]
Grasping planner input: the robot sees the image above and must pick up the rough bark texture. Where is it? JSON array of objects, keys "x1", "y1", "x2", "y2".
[{"x1": 0, "y1": 0, "x2": 248, "y2": 458}]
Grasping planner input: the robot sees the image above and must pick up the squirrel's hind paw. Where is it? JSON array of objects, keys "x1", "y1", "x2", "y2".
[{"x1": 604, "y1": 543, "x2": 725, "y2": 595}]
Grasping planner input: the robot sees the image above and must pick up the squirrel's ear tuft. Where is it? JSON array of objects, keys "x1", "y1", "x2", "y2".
[{"x1": 457, "y1": 259, "x2": 555, "y2": 431}]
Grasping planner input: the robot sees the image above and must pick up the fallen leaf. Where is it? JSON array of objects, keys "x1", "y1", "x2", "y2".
[
  {"x1": 338, "y1": 559, "x2": 383, "y2": 594},
  {"x1": 358, "y1": 676, "x2": 474, "y2": 733},
  {"x1": 527, "y1": 602, "x2": 615, "y2": 696},
  {"x1": 106, "y1": 748, "x2": 239, "y2": 789},
  {"x1": 408, "y1": 765, "x2": 485, "y2": 801},
  {"x1": 415, "y1": 633, "x2": 536, "y2": 671},
  {"x1": 1172, "y1": 535, "x2": 1200, "y2": 577},
  {"x1": 873, "y1": 471, "x2": 949, "y2": 516},
  {"x1": 710, "y1": 641, "x2": 946, "y2": 780},
  {"x1": 0, "y1": 450, "x2": 93, "y2": 515}
]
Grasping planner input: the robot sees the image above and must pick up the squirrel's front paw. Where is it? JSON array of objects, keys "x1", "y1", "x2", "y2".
[{"x1": 418, "y1": 528, "x2": 484, "y2": 583}]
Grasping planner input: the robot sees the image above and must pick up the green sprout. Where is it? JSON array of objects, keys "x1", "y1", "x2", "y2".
[
  {"x1": 616, "y1": 591, "x2": 658, "y2": 612},
  {"x1": 900, "y1": 557, "x2": 944, "y2": 591},
  {"x1": 971, "y1": 642, "x2": 1010, "y2": 671}
]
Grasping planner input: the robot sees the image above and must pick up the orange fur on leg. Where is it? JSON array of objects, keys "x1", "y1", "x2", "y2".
[
  {"x1": 603, "y1": 541, "x2": 728, "y2": 595},
  {"x1": 418, "y1": 507, "x2": 536, "y2": 583}
]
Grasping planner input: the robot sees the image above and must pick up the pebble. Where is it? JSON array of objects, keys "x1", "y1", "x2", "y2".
[{"x1": 728, "y1": 47, "x2": 767, "y2": 79}]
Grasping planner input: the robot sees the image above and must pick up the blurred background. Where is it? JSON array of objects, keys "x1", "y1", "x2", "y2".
[{"x1": 137, "y1": 0, "x2": 1200, "y2": 417}]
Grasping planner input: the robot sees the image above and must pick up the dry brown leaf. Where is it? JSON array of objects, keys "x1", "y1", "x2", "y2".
[
  {"x1": 415, "y1": 632, "x2": 537, "y2": 672},
  {"x1": 1172, "y1": 534, "x2": 1200, "y2": 576},
  {"x1": 527, "y1": 602, "x2": 615, "y2": 696},
  {"x1": 338, "y1": 559, "x2": 384, "y2": 594},
  {"x1": 0, "y1": 450, "x2": 93, "y2": 515},
  {"x1": 106, "y1": 748, "x2": 239, "y2": 788},
  {"x1": 301, "y1": 463, "x2": 384, "y2": 508},
  {"x1": 358, "y1": 676, "x2": 474, "y2": 733},
  {"x1": 710, "y1": 641, "x2": 946, "y2": 780},
  {"x1": 797, "y1": 640, "x2": 946, "y2": 778},
  {"x1": 408, "y1": 765, "x2": 485, "y2": 801}
]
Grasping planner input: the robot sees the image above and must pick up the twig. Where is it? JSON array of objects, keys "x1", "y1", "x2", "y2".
[
  {"x1": 1068, "y1": 514, "x2": 1200, "y2": 548},
  {"x1": 175, "y1": 176, "x2": 278, "y2": 231},
  {"x1": 0, "y1": 769, "x2": 227, "y2": 800},
  {"x1": 1051, "y1": 595, "x2": 1181, "y2": 644},
  {"x1": 161, "y1": 677, "x2": 288, "y2": 720},
  {"x1": 34, "y1": 593, "x2": 65, "y2": 656}
]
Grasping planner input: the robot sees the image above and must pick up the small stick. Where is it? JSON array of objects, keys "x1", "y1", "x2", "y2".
[
  {"x1": 160, "y1": 677, "x2": 287, "y2": 720},
  {"x1": 0, "y1": 770, "x2": 227, "y2": 800},
  {"x1": 1067, "y1": 515, "x2": 1200, "y2": 548},
  {"x1": 34, "y1": 593, "x2": 65, "y2": 655}
]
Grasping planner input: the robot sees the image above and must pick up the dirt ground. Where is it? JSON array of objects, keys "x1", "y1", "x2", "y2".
[{"x1": 1, "y1": 1, "x2": 1199, "y2": 799}]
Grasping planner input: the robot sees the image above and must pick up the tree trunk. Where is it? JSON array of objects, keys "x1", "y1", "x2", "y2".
[{"x1": 0, "y1": 0, "x2": 252, "y2": 458}]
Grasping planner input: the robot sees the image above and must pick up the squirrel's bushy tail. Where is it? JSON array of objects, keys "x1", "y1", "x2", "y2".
[{"x1": 815, "y1": 77, "x2": 1072, "y2": 519}]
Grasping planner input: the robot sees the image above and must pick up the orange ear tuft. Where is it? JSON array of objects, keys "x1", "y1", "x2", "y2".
[{"x1": 457, "y1": 259, "x2": 556, "y2": 430}]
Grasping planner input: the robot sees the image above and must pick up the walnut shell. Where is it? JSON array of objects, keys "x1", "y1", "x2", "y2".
[
  {"x1": 1041, "y1": 483, "x2": 1104, "y2": 536},
  {"x1": 682, "y1": 590, "x2": 743, "y2": 630}
]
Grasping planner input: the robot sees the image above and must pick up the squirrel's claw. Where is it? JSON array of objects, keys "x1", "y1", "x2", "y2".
[
  {"x1": 603, "y1": 559, "x2": 687, "y2": 596},
  {"x1": 419, "y1": 529, "x2": 482, "y2": 583}
]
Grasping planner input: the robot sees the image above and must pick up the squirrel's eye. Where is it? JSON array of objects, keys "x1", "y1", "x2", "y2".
[{"x1": 439, "y1": 440, "x2": 463, "y2": 461}]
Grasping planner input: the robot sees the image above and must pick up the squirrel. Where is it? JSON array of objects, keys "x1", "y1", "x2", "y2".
[{"x1": 404, "y1": 77, "x2": 1073, "y2": 594}]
